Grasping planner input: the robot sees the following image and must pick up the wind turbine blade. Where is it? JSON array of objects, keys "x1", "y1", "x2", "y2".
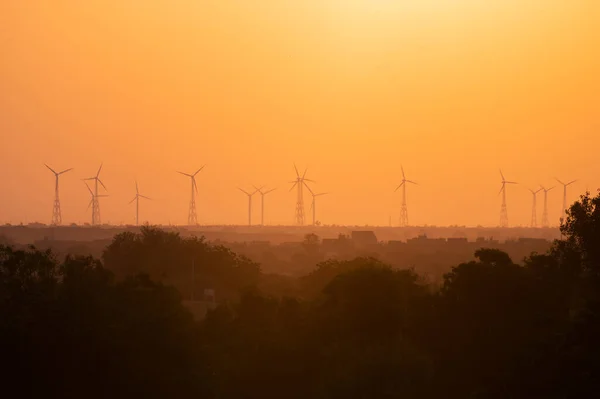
[
  {"x1": 567, "y1": 180, "x2": 577, "y2": 186},
  {"x1": 555, "y1": 177, "x2": 565, "y2": 185},
  {"x1": 84, "y1": 182, "x2": 93, "y2": 196},
  {"x1": 499, "y1": 169, "x2": 505, "y2": 181},
  {"x1": 252, "y1": 185, "x2": 262, "y2": 193},
  {"x1": 294, "y1": 163, "x2": 300, "y2": 177},
  {"x1": 289, "y1": 182, "x2": 298, "y2": 192},
  {"x1": 548, "y1": 186, "x2": 555, "y2": 191},
  {"x1": 177, "y1": 171, "x2": 192, "y2": 177},
  {"x1": 96, "y1": 163, "x2": 103, "y2": 178},
  {"x1": 535, "y1": 188, "x2": 543, "y2": 194},
  {"x1": 129, "y1": 197, "x2": 137, "y2": 204},
  {"x1": 395, "y1": 181, "x2": 405, "y2": 192},
  {"x1": 498, "y1": 185, "x2": 504, "y2": 196},
  {"x1": 238, "y1": 187, "x2": 250, "y2": 196},
  {"x1": 135, "y1": 180, "x2": 139, "y2": 194},
  {"x1": 506, "y1": 181, "x2": 518, "y2": 184},
  {"x1": 97, "y1": 195, "x2": 109, "y2": 198},
  {"x1": 302, "y1": 167, "x2": 308, "y2": 179},
  {"x1": 193, "y1": 178, "x2": 198, "y2": 193},
  {"x1": 539, "y1": 184, "x2": 546, "y2": 190},
  {"x1": 265, "y1": 188, "x2": 277, "y2": 195},
  {"x1": 193, "y1": 165, "x2": 205, "y2": 176},
  {"x1": 139, "y1": 195, "x2": 151, "y2": 200},
  {"x1": 406, "y1": 180, "x2": 418, "y2": 185},
  {"x1": 316, "y1": 192, "x2": 328, "y2": 196},
  {"x1": 87, "y1": 199, "x2": 93, "y2": 210},
  {"x1": 45, "y1": 164, "x2": 57, "y2": 175},
  {"x1": 401, "y1": 165, "x2": 405, "y2": 179},
  {"x1": 304, "y1": 178, "x2": 316, "y2": 183},
  {"x1": 98, "y1": 179, "x2": 108, "y2": 191},
  {"x1": 303, "y1": 181, "x2": 314, "y2": 195},
  {"x1": 58, "y1": 168, "x2": 73, "y2": 175}
]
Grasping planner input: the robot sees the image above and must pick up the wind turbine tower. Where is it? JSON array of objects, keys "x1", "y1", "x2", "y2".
[
  {"x1": 540, "y1": 185, "x2": 554, "y2": 228},
  {"x1": 395, "y1": 166, "x2": 417, "y2": 227},
  {"x1": 45, "y1": 164, "x2": 73, "y2": 225},
  {"x1": 254, "y1": 186, "x2": 276, "y2": 226},
  {"x1": 129, "y1": 181, "x2": 151, "y2": 226},
  {"x1": 84, "y1": 182, "x2": 108, "y2": 225},
  {"x1": 289, "y1": 164, "x2": 314, "y2": 226},
  {"x1": 238, "y1": 187, "x2": 260, "y2": 226},
  {"x1": 305, "y1": 185, "x2": 327, "y2": 226},
  {"x1": 528, "y1": 187, "x2": 542, "y2": 228},
  {"x1": 498, "y1": 170, "x2": 517, "y2": 228},
  {"x1": 84, "y1": 164, "x2": 107, "y2": 225},
  {"x1": 555, "y1": 177, "x2": 577, "y2": 222},
  {"x1": 178, "y1": 166, "x2": 205, "y2": 225}
]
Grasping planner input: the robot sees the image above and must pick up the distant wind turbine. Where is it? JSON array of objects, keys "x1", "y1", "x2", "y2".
[
  {"x1": 238, "y1": 187, "x2": 260, "y2": 226},
  {"x1": 84, "y1": 182, "x2": 108, "y2": 225},
  {"x1": 305, "y1": 184, "x2": 327, "y2": 226},
  {"x1": 498, "y1": 169, "x2": 517, "y2": 228},
  {"x1": 540, "y1": 185, "x2": 554, "y2": 228},
  {"x1": 129, "y1": 180, "x2": 151, "y2": 226},
  {"x1": 289, "y1": 164, "x2": 314, "y2": 226},
  {"x1": 528, "y1": 187, "x2": 542, "y2": 228},
  {"x1": 178, "y1": 166, "x2": 205, "y2": 225},
  {"x1": 555, "y1": 177, "x2": 577, "y2": 222},
  {"x1": 395, "y1": 166, "x2": 417, "y2": 227},
  {"x1": 254, "y1": 185, "x2": 276, "y2": 226},
  {"x1": 45, "y1": 164, "x2": 73, "y2": 225},
  {"x1": 83, "y1": 164, "x2": 107, "y2": 225}
]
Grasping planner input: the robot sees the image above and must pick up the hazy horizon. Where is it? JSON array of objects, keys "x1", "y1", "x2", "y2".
[{"x1": 1, "y1": 1, "x2": 598, "y2": 226}]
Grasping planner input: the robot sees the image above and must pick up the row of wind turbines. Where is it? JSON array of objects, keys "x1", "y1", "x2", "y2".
[
  {"x1": 498, "y1": 170, "x2": 576, "y2": 228},
  {"x1": 44, "y1": 163, "x2": 579, "y2": 228},
  {"x1": 45, "y1": 163, "x2": 149, "y2": 226},
  {"x1": 44, "y1": 163, "x2": 328, "y2": 227}
]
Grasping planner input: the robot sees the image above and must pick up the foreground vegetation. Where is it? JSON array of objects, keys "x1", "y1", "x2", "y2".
[{"x1": 2, "y1": 192, "x2": 600, "y2": 398}]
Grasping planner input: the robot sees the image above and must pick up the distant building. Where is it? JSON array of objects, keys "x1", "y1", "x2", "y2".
[
  {"x1": 447, "y1": 237, "x2": 468, "y2": 244},
  {"x1": 388, "y1": 240, "x2": 405, "y2": 247},
  {"x1": 351, "y1": 231, "x2": 378, "y2": 248}
]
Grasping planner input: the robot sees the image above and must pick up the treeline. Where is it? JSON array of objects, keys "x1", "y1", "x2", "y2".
[{"x1": 2, "y1": 192, "x2": 600, "y2": 398}]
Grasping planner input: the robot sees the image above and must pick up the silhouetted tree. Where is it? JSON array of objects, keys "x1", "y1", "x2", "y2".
[
  {"x1": 103, "y1": 226, "x2": 260, "y2": 300},
  {"x1": 0, "y1": 245, "x2": 210, "y2": 398}
]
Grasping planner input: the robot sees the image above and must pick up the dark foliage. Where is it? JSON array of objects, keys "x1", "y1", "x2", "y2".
[
  {"x1": 0, "y1": 247, "x2": 209, "y2": 398},
  {"x1": 103, "y1": 226, "x2": 260, "y2": 300},
  {"x1": 3, "y1": 192, "x2": 600, "y2": 398}
]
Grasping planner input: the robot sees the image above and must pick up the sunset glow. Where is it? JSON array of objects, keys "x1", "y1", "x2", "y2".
[{"x1": 1, "y1": 1, "x2": 598, "y2": 226}]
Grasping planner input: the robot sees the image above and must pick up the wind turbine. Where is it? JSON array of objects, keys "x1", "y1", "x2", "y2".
[
  {"x1": 129, "y1": 180, "x2": 151, "y2": 226},
  {"x1": 395, "y1": 166, "x2": 417, "y2": 227},
  {"x1": 178, "y1": 166, "x2": 204, "y2": 225},
  {"x1": 498, "y1": 170, "x2": 517, "y2": 228},
  {"x1": 84, "y1": 182, "x2": 108, "y2": 225},
  {"x1": 254, "y1": 185, "x2": 276, "y2": 226},
  {"x1": 83, "y1": 164, "x2": 107, "y2": 225},
  {"x1": 540, "y1": 185, "x2": 554, "y2": 228},
  {"x1": 238, "y1": 186, "x2": 260, "y2": 226},
  {"x1": 305, "y1": 184, "x2": 327, "y2": 226},
  {"x1": 528, "y1": 187, "x2": 542, "y2": 228},
  {"x1": 555, "y1": 177, "x2": 577, "y2": 222},
  {"x1": 289, "y1": 164, "x2": 314, "y2": 226},
  {"x1": 45, "y1": 164, "x2": 73, "y2": 225}
]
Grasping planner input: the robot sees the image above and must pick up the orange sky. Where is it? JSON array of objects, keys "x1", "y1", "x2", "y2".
[{"x1": 1, "y1": 1, "x2": 599, "y2": 227}]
